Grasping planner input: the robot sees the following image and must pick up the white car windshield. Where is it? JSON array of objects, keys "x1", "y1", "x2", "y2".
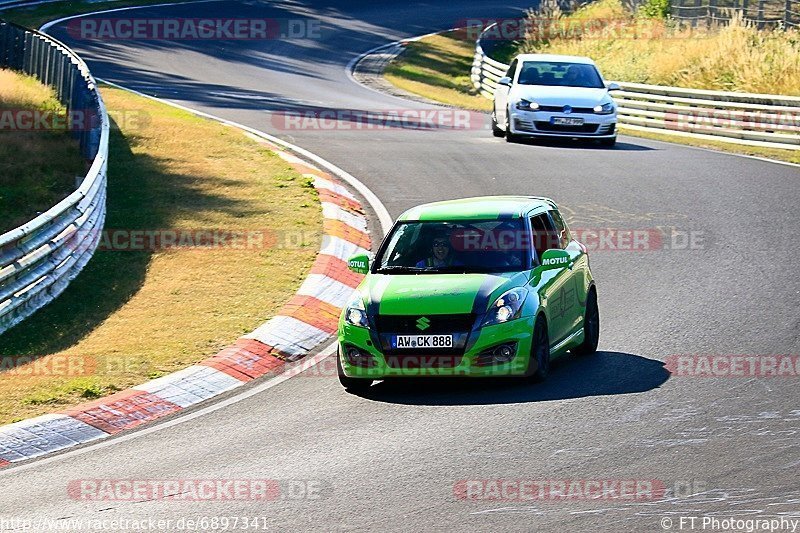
[{"x1": 518, "y1": 61, "x2": 605, "y2": 89}]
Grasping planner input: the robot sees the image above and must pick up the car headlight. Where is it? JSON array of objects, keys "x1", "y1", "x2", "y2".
[
  {"x1": 344, "y1": 293, "x2": 369, "y2": 328},
  {"x1": 482, "y1": 288, "x2": 527, "y2": 327},
  {"x1": 516, "y1": 99, "x2": 539, "y2": 111},
  {"x1": 593, "y1": 102, "x2": 615, "y2": 115}
]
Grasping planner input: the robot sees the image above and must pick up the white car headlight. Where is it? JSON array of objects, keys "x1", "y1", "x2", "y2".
[
  {"x1": 516, "y1": 99, "x2": 539, "y2": 111},
  {"x1": 593, "y1": 102, "x2": 615, "y2": 115},
  {"x1": 482, "y1": 288, "x2": 527, "y2": 327},
  {"x1": 344, "y1": 293, "x2": 369, "y2": 328}
]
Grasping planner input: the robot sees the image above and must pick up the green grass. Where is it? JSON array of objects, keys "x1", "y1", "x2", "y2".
[
  {"x1": 0, "y1": 86, "x2": 323, "y2": 424},
  {"x1": 0, "y1": 69, "x2": 85, "y2": 233},
  {"x1": 384, "y1": 32, "x2": 493, "y2": 112}
]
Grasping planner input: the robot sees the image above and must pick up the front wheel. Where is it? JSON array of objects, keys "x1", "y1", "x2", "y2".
[
  {"x1": 337, "y1": 351, "x2": 373, "y2": 392},
  {"x1": 491, "y1": 111, "x2": 505, "y2": 137},
  {"x1": 600, "y1": 136, "x2": 616, "y2": 147},
  {"x1": 573, "y1": 289, "x2": 599, "y2": 356},
  {"x1": 505, "y1": 110, "x2": 518, "y2": 143},
  {"x1": 527, "y1": 316, "x2": 550, "y2": 382}
]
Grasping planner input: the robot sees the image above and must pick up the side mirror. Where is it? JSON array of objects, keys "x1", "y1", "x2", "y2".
[
  {"x1": 347, "y1": 253, "x2": 370, "y2": 275},
  {"x1": 606, "y1": 82, "x2": 621, "y2": 91},
  {"x1": 539, "y1": 249, "x2": 571, "y2": 270},
  {"x1": 497, "y1": 76, "x2": 512, "y2": 87}
]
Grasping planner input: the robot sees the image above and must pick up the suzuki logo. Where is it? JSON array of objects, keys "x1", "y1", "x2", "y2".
[
  {"x1": 562, "y1": 105, "x2": 572, "y2": 114},
  {"x1": 416, "y1": 317, "x2": 431, "y2": 331}
]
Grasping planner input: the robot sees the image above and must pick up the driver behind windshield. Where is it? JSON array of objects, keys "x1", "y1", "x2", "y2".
[{"x1": 417, "y1": 233, "x2": 460, "y2": 268}]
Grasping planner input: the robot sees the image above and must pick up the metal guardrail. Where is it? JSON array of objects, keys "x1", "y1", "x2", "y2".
[
  {"x1": 471, "y1": 28, "x2": 800, "y2": 150},
  {"x1": 0, "y1": 19, "x2": 108, "y2": 335}
]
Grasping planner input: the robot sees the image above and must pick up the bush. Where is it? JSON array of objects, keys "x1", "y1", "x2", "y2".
[{"x1": 637, "y1": 0, "x2": 671, "y2": 19}]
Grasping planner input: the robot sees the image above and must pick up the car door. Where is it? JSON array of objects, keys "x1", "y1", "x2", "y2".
[
  {"x1": 548, "y1": 209, "x2": 586, "y2": 340},
  {"x1": 529, "y1": 212, "x2": 572, "y2": 347},
  {"x1": 494, "y1": 59, "x2": 517, "y2": 126}
]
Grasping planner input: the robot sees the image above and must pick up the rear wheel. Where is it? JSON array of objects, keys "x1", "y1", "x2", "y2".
[
  {"x1": 491, "y1": 111, "x2": 505, "y2": 137},
  {"x1": 527, "y1": 315, "x2": 550, "y2": 382},
  {"x1": 337, "y1": 350, "x2": 373, "y2": 392},
  {"x1": 573, "y1": 289, "x2": 599, "y2": 356}
]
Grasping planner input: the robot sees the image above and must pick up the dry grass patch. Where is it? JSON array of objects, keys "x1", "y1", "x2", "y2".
[
  {"x1": 0, "y1": 69, "x2": 84, "y2": 233},
  {"x1": 0, "y1": 86, "x2": 323, "y2": 424}
]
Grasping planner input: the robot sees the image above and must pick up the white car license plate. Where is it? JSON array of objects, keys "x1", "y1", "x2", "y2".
[
  {"x1": 392, "y1": 335, "x2": 453, "y2": 349},
  {"x1": 552, "y1": 116, "x2": 584, "y2": 126}
]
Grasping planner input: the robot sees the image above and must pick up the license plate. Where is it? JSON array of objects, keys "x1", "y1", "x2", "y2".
[
  {"x1": 552, "y1": 116, "x2": 584, "y2": 126},
  {"x1": 392, "y1": 335, "x2": 454, "y2": 349}
]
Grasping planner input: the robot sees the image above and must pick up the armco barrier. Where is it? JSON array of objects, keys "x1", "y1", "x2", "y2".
[
  {"x1": 0, "y1": 19, "x2": 109, "y2": 335},
  {"x1": 471, "y1": 25, "x2": 800, "y2": 150}
]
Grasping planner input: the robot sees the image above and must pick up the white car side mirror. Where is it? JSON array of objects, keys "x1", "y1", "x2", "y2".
[
  {"x1": 497, "y1": 77, "x2": 512, "y2": 87},
  {"x1": 606, "y1": 82, "x2": 621, "y2": 91}
]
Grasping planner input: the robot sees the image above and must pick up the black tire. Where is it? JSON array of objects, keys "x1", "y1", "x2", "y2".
[
  {"x1": 527, "y1": 315, "x2": 550, "y2": 382},
  {"x1": 491, "y1": 111, "x2": 505, "y2": 137},
  {"x1": 337, "y1": 350, "x2": 373, "y2": 392},
  {"x1": 505, "y1": 110, "x2": 517, "y2": 143},
  {"x1": 600, "y1": 136, "x2": 616, "y2": 147},
  {"x1": 573, "y1": 288, "x2": 599, "y2": 356}
]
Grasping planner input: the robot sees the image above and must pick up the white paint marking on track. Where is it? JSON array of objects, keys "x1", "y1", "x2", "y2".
[{"x1": 0, "y1": 344, "x2": 338, "y2": 476}]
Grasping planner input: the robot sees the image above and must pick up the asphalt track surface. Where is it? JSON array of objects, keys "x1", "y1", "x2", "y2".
[{"x1": 2, "y1": 1, "x2": 799, "y2": 531}]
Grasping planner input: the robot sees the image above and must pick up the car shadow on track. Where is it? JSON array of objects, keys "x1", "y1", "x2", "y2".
[
  {"x1": 507, "y1": 137, "x2": 655, "y2": 151},
  {"x1": 356, "y1": 351, "x2": 670, "y2": 405}
]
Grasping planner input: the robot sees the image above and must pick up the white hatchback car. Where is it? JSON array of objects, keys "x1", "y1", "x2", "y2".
[{"x1": 492, "y1": 54, "x2": 620, "y2": 146}]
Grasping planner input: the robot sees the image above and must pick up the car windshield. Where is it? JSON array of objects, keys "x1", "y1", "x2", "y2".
[
  {"x1": 517, "y1": 61, "x2": 605, "y2": 89},
  {"x1": 375, "y1": 220, "x2": 530, "y2": 274}
]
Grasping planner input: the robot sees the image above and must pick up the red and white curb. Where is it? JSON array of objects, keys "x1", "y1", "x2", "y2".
[{"x1": 0, "y1": 143, "x2": 372, "y2": 467}]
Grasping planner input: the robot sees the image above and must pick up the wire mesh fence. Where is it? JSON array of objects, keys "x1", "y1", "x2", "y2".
[{"x1": 670, "y1": 0, "x2": 799, "y2": 28}]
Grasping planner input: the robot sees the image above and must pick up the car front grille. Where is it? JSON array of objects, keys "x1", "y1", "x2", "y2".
[
  {"x1": 374, "y1": 314, "x2": 476, "y2": 334},
  {"x1": 384, "y1": 354, "x2": 464, "y2": 369},
  {"x1": 538, "y1": 105, "x2": 595, "y2": 114},
  {"x1": 374, "y1": 314, "x2": 476, "y2": 357},
  {"x1": 533, "y1": 121, "x2": 600, "y2": 133}
]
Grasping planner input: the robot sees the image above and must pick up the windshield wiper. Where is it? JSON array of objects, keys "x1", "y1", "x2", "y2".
[{"x1": 375, "y1": 265, "x2": 430, "y2": 274}]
